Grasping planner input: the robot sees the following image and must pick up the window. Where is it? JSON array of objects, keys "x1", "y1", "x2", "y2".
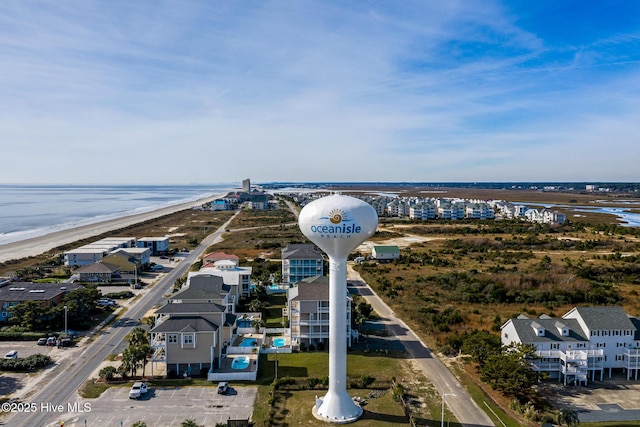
[
  {"x1": 597, "y1": 342, "x2": 606, "y2": 348},
  {"x1": 183, "y1": 334, "x2": 194, "y2": 345},
  {"x1": 550, "y1": 343, "x2": 559, "y2": 349},
  {"x1": 168, "y1": 334, "x2": 178, "y2": 344}
]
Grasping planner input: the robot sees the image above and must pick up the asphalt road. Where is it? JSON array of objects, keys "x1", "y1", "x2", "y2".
[
  {"x1": 347, "y1": 266, "x2": 496, "y2": 427},
  {"x1": 7, "y1": 211, "x2": 240, "y2": 427}
]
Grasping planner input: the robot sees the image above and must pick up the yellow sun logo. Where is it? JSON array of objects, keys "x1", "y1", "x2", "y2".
[{"x1": 328, "y1": 208, "x2": 345, "y2": 224}]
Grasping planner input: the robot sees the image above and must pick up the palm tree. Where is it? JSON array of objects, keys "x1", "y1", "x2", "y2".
[
  {"x1": 557, "y1": 408, "x2": 579, "y2": 426},
  {"x1": 181, "y1": 418, "x2": 199, "y2": 427}
]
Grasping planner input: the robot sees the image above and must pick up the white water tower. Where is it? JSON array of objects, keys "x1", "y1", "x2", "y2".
[{"x1": 298, "y1": 194, "x2": 378, "y2": 423}]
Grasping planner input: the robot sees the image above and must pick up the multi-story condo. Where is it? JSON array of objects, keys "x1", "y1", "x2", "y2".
[
  {"x1": 287, "y1": 276, "x2": 352, "y2": 348},
  {"x1": 281, "y1": 244, "x2": 324, "y2": 285},
  {"x1": 410, "y1": 202, "x2": 436, "y2": 220},
  {"x1": 501, "y1": 306, "x2": 640, "y2": 385},
  {"x1": 465, "y1": 203, "x2": 495, "y2": 219}
]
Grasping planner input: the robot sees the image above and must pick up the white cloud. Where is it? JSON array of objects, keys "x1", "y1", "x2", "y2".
[{"x1": 1, "y1": 0, "x2": 639, "y2": 184}]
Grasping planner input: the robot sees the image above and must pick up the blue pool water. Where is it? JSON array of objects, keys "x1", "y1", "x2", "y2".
[
  {"x1": 231, "y1": 356, "x2": 250, "y2": 370},
  {"x1": 239, "y1": 338, "x2": 257, "y2": 347},
  {"x1": 237, "y1": 319, "x2": 252, "y2": 328},
  {"x1": 273, "y1": 338, "x2": 286, "y2": 347}
]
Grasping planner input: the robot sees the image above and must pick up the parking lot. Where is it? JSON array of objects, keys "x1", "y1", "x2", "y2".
[{"x1": 48, "y1": 385, "x2": 257, "y2": 427}]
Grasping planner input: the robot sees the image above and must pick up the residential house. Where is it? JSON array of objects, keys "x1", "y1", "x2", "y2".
[
  {"x1": 150, "y1": 275, "x2": 237, "y2": 378},
  {"x1": 281, "y1": 244, "x2": 324, "y2": 285},
  {"x1": 286, "y1": 276, "x2": 353, "y2": 348},
  {"x1": 465, "y1": 203, "x2": 495, "y2": 219},
  {"x1": 64, "y1": 237, "x2": 137, "y2": 266},
  {"x1": 0, "y1": 281, "x2": 81, "y2": 322},
  {"x1": 202, "y1": 252, "x2": 240, "y2": 269},
  {"x1": 150, "y1": 302, "x2": 235, "y2": 378},
  {"x1": 113, "y1": 247, "x2": 151, "y2": 266},
  {"x1": 76, "y1": 262, "x2": 121, "y2": 283},
  {"x1": 410, "y1": 202, "x2": 436, "y2": 220},
  {"x1": 136, "y1": 237, "x2": 170, "y2": 255},
  {"x1": 501, "y1": 306, "x2": 640, "y2": 384},
  {"x1": 198, "y1": 259, "x2": 253, "y2": 299},
  {"x1": 371, "y1": 245, "x2": 400, "y2": 262}
]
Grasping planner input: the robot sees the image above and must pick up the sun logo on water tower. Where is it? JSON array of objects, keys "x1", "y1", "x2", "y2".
[{"x1": 328, "y1": 208, "x2": 345, "y2": 224}]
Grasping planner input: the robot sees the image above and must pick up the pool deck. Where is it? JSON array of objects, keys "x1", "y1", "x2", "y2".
[{"x1": 219, "y1": 354, "x2": 259, "y2": 373}]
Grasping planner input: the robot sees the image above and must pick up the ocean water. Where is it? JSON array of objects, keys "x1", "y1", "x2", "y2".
[{"x1": 0, "y1": 184, "x2": 235, "y2": 245}]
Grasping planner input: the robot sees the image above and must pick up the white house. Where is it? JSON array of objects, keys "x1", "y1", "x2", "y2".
[{"x1": 501, "y1": 306, "x2": 640, "y2": 385}]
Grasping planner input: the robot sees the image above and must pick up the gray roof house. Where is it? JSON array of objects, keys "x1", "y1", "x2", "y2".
[
  {"x1": 150, "y1": 278, "x2": 237, "y2": 379},
  {"x1": 286, "y1": 276, "x2": 353, "y2": 349},
  {"x1": 501, "y1": 306, "x2": 640, "y2": 384},
  {"x1": 281, "y1": 244, "x2": 324, "y2": 285}
]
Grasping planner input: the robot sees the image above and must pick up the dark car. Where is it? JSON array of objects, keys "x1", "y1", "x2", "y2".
[
  {"x1": 61, "y1": 337, "x2": 73, "y2": 347},
  {"x1": 217, "y1": 382, "x2": 228, "y2": 394}
]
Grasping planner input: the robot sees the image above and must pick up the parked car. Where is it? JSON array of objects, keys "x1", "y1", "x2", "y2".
[
  {"x1": 61, "y1": 337, "x2": 73, "y2": 347},
  {"x1": 37, "y1": 337, "x2": 47, "y2": 346},
  {"x1": 97, "y1": 298, "x2": 117, "y2": 306},
  {"x1": 4, "y1": 350, "x2": 18, "y2": 359},
  {"x1": 217, "y1": 382, "x2": 228, "y2": 395},
  {"x1": 46, "y1": 337, "x2": 57, "y2": 346},
  {"x1": 129, "y1": 381, "x2": 148, "y2": 399}
]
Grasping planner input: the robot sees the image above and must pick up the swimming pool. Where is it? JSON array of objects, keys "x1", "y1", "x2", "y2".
[
  {"x1": 231, "y1": 356, "x2": 250, "y2": 370},
  {"x1": 273, "y1": 337, "x2": 286, "y2": 347},
  {"x1": 239, "y1": 338, "x2": 257, "y2": 347}
]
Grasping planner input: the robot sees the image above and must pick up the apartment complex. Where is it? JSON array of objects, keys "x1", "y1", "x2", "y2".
[{"x1": 501, "y1": 306, "x2": 640, "y2": 385}]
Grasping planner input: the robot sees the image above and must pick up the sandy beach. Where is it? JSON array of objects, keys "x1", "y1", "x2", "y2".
[{"x1": 0, "y1": 194, "x2": 223, "y2": 264}]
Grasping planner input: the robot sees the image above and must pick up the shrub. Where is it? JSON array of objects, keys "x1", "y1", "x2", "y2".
[
  {"x1": 99, "y1": 366, "x2": 117, "y2": 381},
  {"x1": 0, "y1": 354, "x2": 52, "y2": 371}
]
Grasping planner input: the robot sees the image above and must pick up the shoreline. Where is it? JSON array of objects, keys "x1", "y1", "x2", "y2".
[{"x1": 0, "y1": 194, "x2": 224, "y2": 264}]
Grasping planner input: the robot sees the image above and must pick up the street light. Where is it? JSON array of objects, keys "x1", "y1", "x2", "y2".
[
  {"x1": 441, "y1": 393, "x2": 455, "y2": 427},
  {"x1": 64, "y1": 305, "x2": 68, "y2": 336}
]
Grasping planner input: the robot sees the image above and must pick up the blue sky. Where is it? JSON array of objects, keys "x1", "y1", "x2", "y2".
[{"x1": 1, "y1": 1, "x2": 639, "y2": 184}]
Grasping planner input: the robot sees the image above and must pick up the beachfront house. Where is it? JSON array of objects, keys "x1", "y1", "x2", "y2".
[
  {"x1": 286, "y1": 276, "x2": 353, "y2": 349},
  {"x1": 136, "y1": 237, "x2": 170, "y2": 255},
  {"x1": 281, "y1": 244, "x2": 324, "y2": 285},
  {"x1": 501, "y1": 306, "x2": 640, "y2": 384},
  {"x1": 371, "y1": 245, "x2": 400, "y2": 262},
  {"x1": 64, "y1": 237, "x2": 137, "y2": 267}
]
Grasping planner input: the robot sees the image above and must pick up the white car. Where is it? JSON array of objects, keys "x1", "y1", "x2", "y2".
[
  {"x1": 4, "y1": 350, "x2": 18, "y2": 359},
  {"x1": 129, "y1": 381, "x2": 148, "y2": 399},
  {"x1": 97, "y1": 298, "x2": 117, "y2": 306}
]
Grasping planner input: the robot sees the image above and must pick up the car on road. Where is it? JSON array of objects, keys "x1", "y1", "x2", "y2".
[
  {"x1": 217, "y1": 382, "x2": 228, "y2": 394},
  {"x1": 129, "y1": 381, "x2": 148, "y2": 399},
  {"x1": 4, "y1": 350, "x2": 18, "y2": 359},
  {"x1": 37, "y1": 337, "x2": 47, "y2": 346}
]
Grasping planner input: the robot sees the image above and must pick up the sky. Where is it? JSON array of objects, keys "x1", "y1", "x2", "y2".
[{"x1": 1, "y1": 1, "x2": 640, "y2": 184}]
